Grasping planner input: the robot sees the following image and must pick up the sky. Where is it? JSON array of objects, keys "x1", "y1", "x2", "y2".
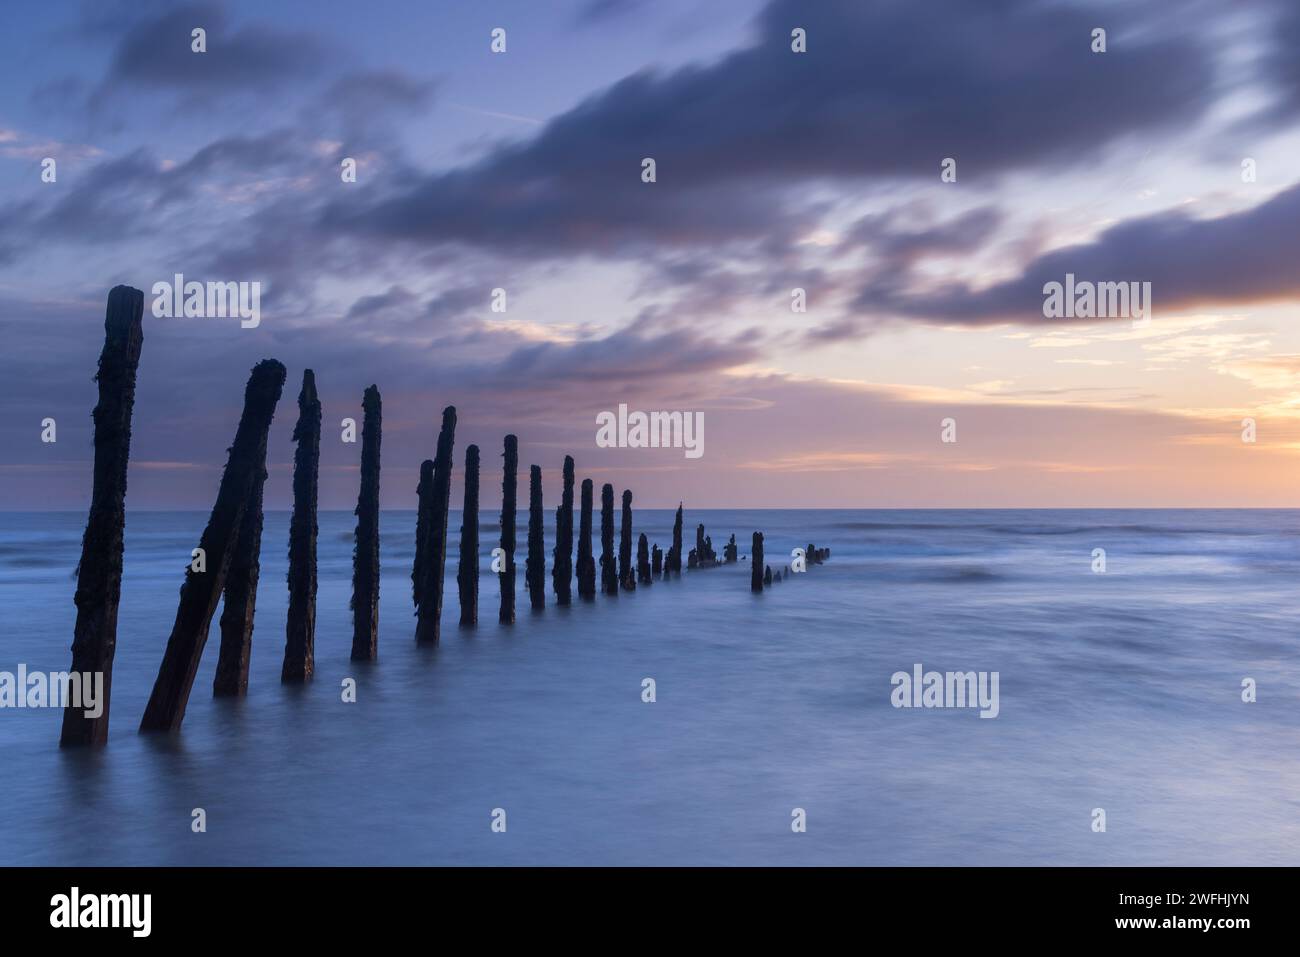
[{"x1": 2, "y1": 0, "x2": 1300, "y2": 509}]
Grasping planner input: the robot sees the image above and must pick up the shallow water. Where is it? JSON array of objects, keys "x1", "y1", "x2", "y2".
[{"x1": 1, "y1": 508, "x2": 1298, "y2": 865}]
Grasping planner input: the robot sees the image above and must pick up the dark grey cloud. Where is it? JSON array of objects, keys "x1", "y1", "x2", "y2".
[
  {"x1": 318, "y1": 0, "x2": 1214, "y2": 259},
  {"x1": 96, "y1": 2, "x2": 329, "y2": 98},
  {"x1": 851, "y1": 181, "x2": 1300, "y2": 325}
]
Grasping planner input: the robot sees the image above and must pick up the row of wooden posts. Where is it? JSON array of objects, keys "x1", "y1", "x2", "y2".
[{"x1": 57, "y1": 287, "x2": 829, "y2": 748}]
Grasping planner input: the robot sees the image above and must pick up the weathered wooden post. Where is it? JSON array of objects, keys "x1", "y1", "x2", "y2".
[
  {"x1": 651, "y1": 544, "x2": 663, "y2": 577},
  {"x1": 751, "y1": 532, "x2": 764, "y2": 593},
  {"x1": 667, "y1": 503, "x2": 683, "y2": 575},
  {"x1": 695, "y1": 524, "x2": 706, "y2": 566},
  {"x1": 724, "y1": 534, "x2": 737, "y2": 563},
  {"x1": 213, "y1": 396, "x2": 272, "y2": 696},
  {"x1": 619, "y1": 489, "x2": 635, "y2": 590},
  {"x1": 415, "y1": 406, "x2": 456, "y2": 643},
  {"x1": 764, "y1": 565, "x2": 773, "y2": 586},
  {"x1": 60, "y1": 286, "x2": 145, "y2": 747},
  {"x1": 552, "y1": 455, "x2": 574, "y2": 604},
  {"x1": 637, "y1": 533, "x2": 652, "y2": 585},
  {"x1": 526, "y1": 465, "x2": 545, "y2": 609},
  {"x1": 412, "y1": 460, "x2": 434, "y2": 612},
  {"x1": 600, "y1": 483, "x2": 618, "y2": 595},
  {"x1": 457, "y1": 444, "x2": 480, "y2": 626},
  {"x1": 140, "y1": 360, "x2": 287, "y2": 733},
  {"x1": 499, "y1": 434, "x2": 518, "y2": 623},
  {"x1": 576, "y1": 478, "x2": 595, "y2": 599},
  {"x1": 282, "y1": 370, "x2": 321, "y2": 683},
  {"x1": 349, "y1": 385, "x2": 382, "y2": 661}
]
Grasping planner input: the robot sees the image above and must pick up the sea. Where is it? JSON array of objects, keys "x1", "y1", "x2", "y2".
[{"x1": 2, "y1": 508, "x2": 1298, "y2": 865}]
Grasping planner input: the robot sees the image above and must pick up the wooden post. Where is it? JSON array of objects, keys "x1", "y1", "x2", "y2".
[
  {"x1": 751, "y1": 532, "x2": 764, "y2": 593},
  {"x1": 498, "y1": 434, "x2": 518, "y2": 623},
  {"x1": 637, "y1": 533, "x2": 652, "y2": 585},
  {"x1": 764, "y1": 565, "x2": 773, "y2": 586},
  {"x1": 282, "y1": 370, "x2": 321, "y2": 683},
  {"x1": 651, "y1": 544, "x2": 663, "y2": 577},
  {"x1": 412, "y1": 460, "x2": 434, "y2": 613},
  {"x1": 576, "y1": 478, "x2": 595, "y2": 599},
  {"x1": 667, "y1": 503, "x2": 683, "y2": 574},
  {"x1": 349, "y1": 385, "x2": 382, "y2": 661},
  {"x1": 552, "y1": 455, "x2": 574, "y2": 604},
  {"x1": 60, "y1": 286, "x2": 144, "y2": 747},
  {"x1": 619, "y1": 489, "x2": 635, "y2": 590},
  {"x1": 526, "y1": 465, "x2": 545, "y2": 609},
  {"x1": 600, "y1": 483, "x2": 618, "y2": 595},
  {"x1": 213, "y1": 398, "x2": 272, "y2": 696},
  {"x1": 457, "y1": 444, "x2": 480, "y2": 626},
  {"x1": 415, "y1": 406, "x2": 456, "y2": 643},
  {"x1": 140, "y1": 360, "x2": 287, "y2": 732}
]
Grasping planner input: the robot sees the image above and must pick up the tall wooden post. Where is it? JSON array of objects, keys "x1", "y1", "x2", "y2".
[
  {"x1": 499, "y1": 434, "x2": 518, "y2": 623},
  {"x1": 618, "y1": 490, "x2": 636, "y2": 590},
  {"x1": 751, "y1": 532, "x2": 765, "y2": 593},
  {"x1": 526, "y1": 465, "x2": 545, "y2": 609},
  {"x1": 282, "y1": 369, "x2": 321, "y2": 683},
  {"x1": 140, "y1": 360, "x2": 287, "y2": 732},
  {"x1": 349, "y1": 385, "x2": 382, "y2": 661},
  {"x1": 60, "y1": 286, "x2": 144, "y2": 747},
  {"x1": 667, "y1": 503, "x2": 683, "y2": 574},
  {"x1": 412, "y1": 459, "x2": 434, "y2": 613},
  {"x1": 552, "y1": 455, "x2": 574, "y2": 604},
  {"x1": 415, "y1": 406, "x2": 456, "y2": 643},
  {"x1": 637, "y1": 533, "x2": 652, "y2": 585},
  {"x1": 212, "y1": 398, "x2": 272, "y2": 696},
  {"x1": 457, "y1": 444, "x2": 480, "y2": 626},
  {"x1": 600, "y1": 483, "x2": 618, "y2": 596},
  {"x1": 576, "y1": 478, "x2": 595, "y2": 599}
]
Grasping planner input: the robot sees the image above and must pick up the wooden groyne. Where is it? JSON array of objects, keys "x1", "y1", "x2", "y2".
[
  {"x1": 498, "y1": 434, "x2": 518, "y2": 623},
  {"x1": 412, "y1": 459, "x2": 434, "y2": 614},
  {"x1": 457, "y1": 443, "x2": 479, "y2": 627},
  {"x1": 140, "y1": 359, "x2": 287, "y2": 732},
  {"x1": 282, "y1": 369, "x2": 321, "y2": 682},
  {"x1": 415, "y1": 406, "x2": 456, "y2": 644},
  {"x1": 600, "y1": 483, "x2": 617, "y2": 595},
  {"x1": 526, "y1": 464, "x2": 545, "y2": 609},
  {"x1": 576, "y1": 477, "x2": 595, "y2": 599},
  {"x1": 212, "y1": 384, "x2": 272, "y2": 696},
  {"x1": 667, "y1": 503, "x2": 683, "y2": 575},
  {"x1": 553, "y1": 456, "x2": 574, "y2": 604},
  {"x1": 349, "y1": 385, "x2": 382, "y2": 661},
  {"x1": 60, "y1": 286, "x2": 145, "y2": 747},
  {"x1": 618, "y1": 489, "x2": 635, "y2": 591},
  {"x1": 637, "y1": 533, "x2": 652, "y2": 585}
]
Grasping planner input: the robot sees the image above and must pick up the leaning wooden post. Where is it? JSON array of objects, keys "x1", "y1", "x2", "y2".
[
  {"x1": 457, "y1": 444, "x2": 480, "y2": 626},
  {"x1": 415, "y1": 406, "x2": 456, "y2": 643},
  {"x1": 637, "y1": 533, "x2": 652, "y2": 585},
  {"x1": 552, "y1": 455, "x2": 574, "y2": 604},
  {"x1": 526, "y1": 465, "x2": 545, "y2": 610},
  {"x1": 667, "y1": 503, "x2": 683, "y2": 574},
  {"x1": 60, "y1": 286, "x2": 144, "y2": 747},
  {"x1": 498, "y1": 434, "x2": 518, "y2": 623},
  {"x1": 412, "y1": 460, "x2": 434, "y2": 612},
  {"x1": 349, "y1": 385, "x2": 382, "y2": 661},
  {"x1": 140, "y1": 360, "x2": 287, "y2": 732},
  {"x1": 213, "y1": 397, "x2": 273, "y2": 696},
  {"x1": 576, "y1": 478, "x2": 595, "y2": 599},
  {"x1": 618, "y1": 489, "x2": 636, "y2": 590},
  {"x1": 751, "y1": 532, "x2": 765, "y2": 593},
  {"x1": 282, "y1": 369, "x2": 321, "y2": 683},
  {"x1": 600, "y1": 483, "x2": 618, "y2": 595}
]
